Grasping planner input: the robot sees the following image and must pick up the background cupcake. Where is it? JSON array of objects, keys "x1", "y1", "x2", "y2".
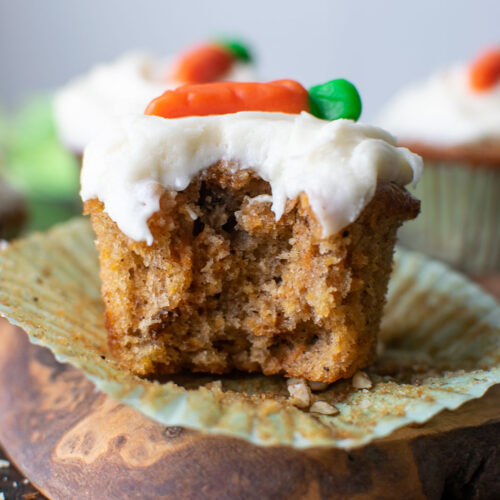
[
  {"x1": 1, "y1": 39, "x2": 256, "y2": 233},
  {"x1": 54, "y1": 39, "x2": 256, "y2": 156},
  {"x1": 0, "y1": 178, "x2": 26, "y2": 240},
  {"x1": 379, "y1": 47, "x2": 500, "y2": 275}
]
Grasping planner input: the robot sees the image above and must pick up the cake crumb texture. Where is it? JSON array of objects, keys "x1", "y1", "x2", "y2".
[{"x1": 85, "y1": 161, "x2": 419, "y2": 382}]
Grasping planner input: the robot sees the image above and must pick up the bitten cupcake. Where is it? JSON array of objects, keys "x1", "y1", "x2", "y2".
[
  {"x1": 379, "y1": 47, "x2": 500, "y2": 274},
  {"x1": 81, "y1": 78, "x2": 421, "y2": 382},
  {"x1": 54, "y1": 39, "x2": 256, "y2": 155}
]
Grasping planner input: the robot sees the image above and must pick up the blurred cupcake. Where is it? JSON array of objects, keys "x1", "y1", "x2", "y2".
[
  {"x1": 54, "y1": 39, "x2": 256, "y2": 155},
  {"x1": 0, "y1": 177, "x2": 26, "y2": 240},
  {"x1": 379, "y1": 47, "x2": 500, "y2": 274},
  {"x1": 0, "y1": 116, "x2": 25, "y2": 238},
  {"x1": 1, "y1": 98, "x2": 81, "y2": 233}
]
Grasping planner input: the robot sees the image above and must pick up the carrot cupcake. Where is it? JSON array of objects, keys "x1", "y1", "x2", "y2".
[
  {"x1": 379, "y1": 47, "x2": 500, "y2": 274},
  {"x1": 81, "y1": 78, "x2": 422, "y2": 383},
  {"x1": 54, "y1": 39, "x2": 256, "y2": 154}
]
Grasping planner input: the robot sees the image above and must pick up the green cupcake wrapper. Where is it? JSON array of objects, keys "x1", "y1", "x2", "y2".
[{"x1": 399, "y1": 160, "x2": 500, "y2": 274}]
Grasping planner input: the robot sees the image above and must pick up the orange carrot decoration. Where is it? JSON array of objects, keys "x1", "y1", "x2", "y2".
[
  {"x1": 171, "y1": 44, "x2": 234, "y2": 84},
  {"x1": 145, "y1": 80, "x2": 310, "y2": 118},
  {"x1": 469, "y1": 47, "x2": 500, "y2": 92}
]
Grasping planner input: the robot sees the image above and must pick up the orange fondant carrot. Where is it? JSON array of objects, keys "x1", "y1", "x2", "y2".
[
  {"x1": 145, "y1": 80, "x2": 310, "y2": 118},
  {"x1": 171, "y1": 44, "x2": 234, "y2": 84},
  {"x1": 470, "y1": 47, "x2": 500, "y2": 92}
]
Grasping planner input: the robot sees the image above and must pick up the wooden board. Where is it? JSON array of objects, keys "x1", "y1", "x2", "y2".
[{"x1": 0, "y1": 320, "x2": 499, "y2": 499}]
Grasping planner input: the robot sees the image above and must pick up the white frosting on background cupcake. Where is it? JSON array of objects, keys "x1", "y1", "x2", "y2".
[
  {"x1": 81, "y1": 111, "x2": 422, "y2": 245},
  {"x1": 378, "y1": 64, "x2": 500, "y2": 146},
  {"x1": 54, "y1": 52, "x2": 256, "y2": 152}
]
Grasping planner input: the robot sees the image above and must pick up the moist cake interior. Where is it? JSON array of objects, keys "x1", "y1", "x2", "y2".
[{"x1": 86, "y1": 162, "x2": 419, "y2": 382}]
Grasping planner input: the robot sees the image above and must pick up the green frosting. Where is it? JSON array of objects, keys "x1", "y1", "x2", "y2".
[
  {"x1": 309, "y1": 79, "x2": 362, "y2": 121},
  {"x1": 217, "y1": 39, "x2": 253, "y2": 63}
]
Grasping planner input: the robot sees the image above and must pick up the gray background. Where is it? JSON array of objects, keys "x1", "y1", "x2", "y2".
[{"x1": 1, "y1": 0, "x2": 498, "y2": 120}]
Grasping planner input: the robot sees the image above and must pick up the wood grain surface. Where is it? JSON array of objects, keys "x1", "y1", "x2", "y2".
[{"x1": 0, "y1": 320, "x2": 499, "y2": 500}]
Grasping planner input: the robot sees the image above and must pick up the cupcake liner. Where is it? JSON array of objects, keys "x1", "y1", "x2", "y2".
[
  {"x1": 398, "y1": 160, "x2": 500, "y2": 274},
  {"x1": 0, "y1": 218, "x2": 499, "y2": 449}
]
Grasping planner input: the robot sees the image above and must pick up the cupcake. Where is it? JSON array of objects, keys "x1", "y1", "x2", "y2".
[
  {"x1": 54, "y1": 39, "x2": 256, "y2": 155},
  {"x1": 0, "y1": 115, "x2": 25, "y2": 238},
  {"x1": 81, "y1": 78, "x2": 421, "y2": 383},
  {"x1": 379, "y1": 47, "x2": 500, "y2": 274}
]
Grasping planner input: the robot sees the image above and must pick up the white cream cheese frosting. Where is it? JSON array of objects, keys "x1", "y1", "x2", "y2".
[
  {"x1": 81, "y1": 111, "x2": 422, "y2": 245},
  {"x1": 378, "y1": 64, "x2": 500, "y2": 146},
  {"x1": 54, "y1": 52, "x2": 256, "y2": 152}
]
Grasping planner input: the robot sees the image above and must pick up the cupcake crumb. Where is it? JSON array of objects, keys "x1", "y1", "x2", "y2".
[
  {"x1": 352, "y1": 371, "x2": 372, "y2": 389},
  {"x1": 309, "y1": 401, "x2": 339, "y2": 416},
  {"x1": 287, "y1": 378, "x2": 312, "y2": 408}
]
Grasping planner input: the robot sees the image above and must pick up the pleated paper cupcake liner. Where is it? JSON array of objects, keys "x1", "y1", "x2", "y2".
[
  {"x1": 398, "y1": 160, "x2": 500, "y2": 274},
  {"x1": 0, "y1": 218, "x2": 499, "y2": 448}
]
